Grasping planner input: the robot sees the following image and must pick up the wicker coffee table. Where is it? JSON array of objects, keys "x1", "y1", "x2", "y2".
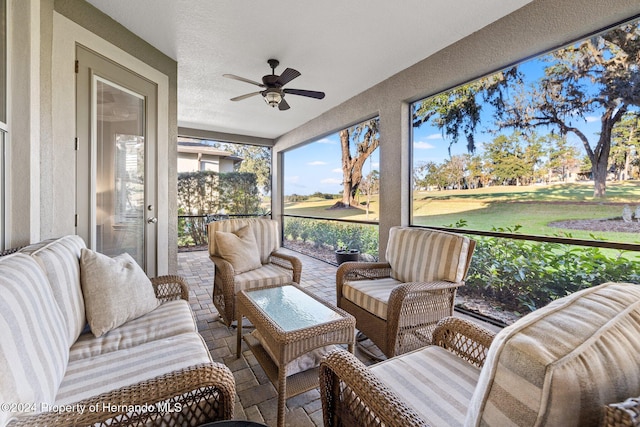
[{"x1": 236, "y1": 284, "x2": 355, "y2": 427}]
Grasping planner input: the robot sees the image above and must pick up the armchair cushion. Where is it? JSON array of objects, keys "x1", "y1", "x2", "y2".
[
  {"x1": 370, "y1": 345, "x2": 480, "y2": 426},
  {"x1": 80, "y1": 249, "x2": 160, "y2": 337},
  {"x1": 342, "y1": 277, "x2": 402, "y2": 320},
  {"x1": 386, "y1": 227, "x2": 470, "y2": 283},
  {"x1": 233, "y1": 263, "x2": 294, "y2": 293},
  {"x1": 214, "y1": 226, "x2": 262, "y2": 274}
]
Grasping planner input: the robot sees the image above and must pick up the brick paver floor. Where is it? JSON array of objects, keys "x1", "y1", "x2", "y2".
[{"x1": 178, "y1": 248, "x2": 499, "y2": 426}]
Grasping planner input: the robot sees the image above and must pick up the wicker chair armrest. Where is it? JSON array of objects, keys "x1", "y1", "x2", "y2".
[
  {"x1": 386, "y1": 280, "x2": 461, "y2": 321},
  {"x1": 432, "y1": 317, "x2": 496, "y2": 368},
  {"x1": 319, "y1": 349, "x2": 428, "y2": 427},
  {"x1": 209, "y1": 254, "x2": 235, "y2": 276},
  {"x1": 269, "y1": 250, "x2": 302, "y2": 283},
  {"x1": 337, "y1": 261, "x2": 392, "y2": 283},
  {"x1": 602, "y1": 396, "x2": 640, "y2": 427},
  {"x1": 389, "y1": 280, "x2": 462, "y2": 301},
  {"x1": 151, "y1": 275, "x2": 189, "y2": 302},
  {"x1": 7, "y1": 363, "x2": 235, "y2": 427}
]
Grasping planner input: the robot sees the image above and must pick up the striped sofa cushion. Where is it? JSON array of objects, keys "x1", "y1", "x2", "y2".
[
  {"x1": 56, "y1": 332, "x2": 212, "y2": 405},
  {"x1": 233, "y1": 263, "x2": 293, "y2": 293},
  {"x1": 466, "y1": 282, "x2": 640, "y2": 427},
  {"x1": 342, "y1": 277, "x2": 402, "y2": 320},
  {"x1": 208, "y1": 218, "x2": 279, "y2": 264},
  {"x1": 20, "y1": 235, "x2": 87, "y2": 346},
  {"x1": 371, "y1": 345, "x2": 480, "y2": 427},
  {"x1": 0, "y1": 254, "x2": 69, "y2": 424},
  {"x1": 69, "y1": 300, "x2": 197, "y2": 361},
  {"x1": 386, "y1": 227, "x2": 470, "y2": 284}
]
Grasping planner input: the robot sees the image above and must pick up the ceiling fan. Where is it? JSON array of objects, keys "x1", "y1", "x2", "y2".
[{"x1": 223, "y1": 59, "x2": 325, "y2": 111}]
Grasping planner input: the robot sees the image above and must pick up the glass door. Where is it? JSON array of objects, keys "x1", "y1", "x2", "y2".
[
  {"x1": 76, "y1": 46, "x2": 158, "y2": 274},
  {"x1": 94, "y1": 77, "x2": 146, "y2": 265}
]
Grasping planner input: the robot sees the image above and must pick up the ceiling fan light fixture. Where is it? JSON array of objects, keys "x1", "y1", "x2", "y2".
[{"x1": 264, "y1": 91, "x2": 281, "y2": 108}]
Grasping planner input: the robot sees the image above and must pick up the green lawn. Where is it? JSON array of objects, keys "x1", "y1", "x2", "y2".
[
  {"x1": 284, "y1": 196, "x2": 380, "y2": 221},
  {"x1": 284, "y1": 181, "x2": 640, "y2": 245}
]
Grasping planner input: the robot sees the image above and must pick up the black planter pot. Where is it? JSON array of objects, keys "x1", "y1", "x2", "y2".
[{"x1": 335, "y1": 249, "x2": 360, "y2": 265}]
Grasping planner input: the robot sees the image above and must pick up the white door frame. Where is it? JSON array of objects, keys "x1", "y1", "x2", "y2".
[{"x1": 53, "y1": 13, "x2": 169, "y2": 274}]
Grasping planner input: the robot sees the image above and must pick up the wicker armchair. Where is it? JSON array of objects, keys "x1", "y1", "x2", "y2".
[
  {"x1": 320, "y1": 317, "x2": 493, "y2": 427},
  {"x1": 337, "y1": 226, "x2": 475, "y2": 358},
  {"x1": 208, "y1": 218, "x2": 302, "y2": 326},
  {"x1": 321, "y1": 282, "x2": 640, "y2": 427}
]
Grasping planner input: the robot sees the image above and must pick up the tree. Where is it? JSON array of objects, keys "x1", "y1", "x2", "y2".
[
  {"x1": 544, "y1": 134, "x2": 580, "y2": 182},
  {"x1": 440, "y1": 155, "x2": 468, "y2": 189},
  {"x1": 414, "y1": 161, "x2": 445, "y2": 190},
  {"x1": 466, "y1": 154, "x2": 490, "y2": 189},
  {"x1": 497, "y1": 21, "x2": 640, "y2": 197},
  {"x1": 339, "y1": 118, "x2": 380, "y2": 207},
  {"x1": 610, "y1": 112, "x2": 640, "y2": 180},
  {"x1": 483, "y1": 133, "x2": 530, "y2": 185},
  {"x1": 358, "y1": 169, "x2": 379, "y2": 218},
  {"x1": 218, "y1": 143, "x2": 271, "y2": 195},
  {"x1": 412, "y1": 68, "x2": 520, "y2": 154}
]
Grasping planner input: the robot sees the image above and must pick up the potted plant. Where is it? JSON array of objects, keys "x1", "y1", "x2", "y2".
[{"x1": 335, "y1": 241, "x2": 360, "y2": 265}]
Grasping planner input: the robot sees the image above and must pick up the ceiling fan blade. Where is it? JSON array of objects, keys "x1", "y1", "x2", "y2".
[
  {"x1": 283, "y1": 88, "x2": 325, "y2": 99},
  {"x1": 230, "y1": 91, "x2": 262, "y2": 101},
  {"x1": 223, "y1": 74, "x2": 264, "y2": 87},
  {"x1": 278, "y1": 98, "x2": 290, "y2": 111},
  {"x1": 276, "y1": 68, "x2": 301, "y2": 86}
]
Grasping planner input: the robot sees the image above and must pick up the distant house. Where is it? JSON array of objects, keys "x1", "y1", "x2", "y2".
[{"x1": 177, "y1": 141, "x2": 243, "y2": 173}]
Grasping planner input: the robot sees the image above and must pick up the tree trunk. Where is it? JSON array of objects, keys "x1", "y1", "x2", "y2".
[
  {"x1": 340, "y1": 129, "x2": 352, "y2": 206},
  {"x1": 339, "y1": 124, "x2": 379, "y2": 207},
  {"x1": 592, "y1": 161, "x2": 607, "y2": 197},
  {"x1": 590, "y1": 116, "x2": 616, "y2": 198}
]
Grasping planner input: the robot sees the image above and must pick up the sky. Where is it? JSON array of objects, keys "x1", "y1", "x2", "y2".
[{"x1": 284, "y1": 134, "x2": 379, "y2": 196}]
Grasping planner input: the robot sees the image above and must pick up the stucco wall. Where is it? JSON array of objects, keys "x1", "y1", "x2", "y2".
[
  {"x1": 7, "y1": 0, "x2": 178, "y2": 273},
  {"x1": 272, "y1": 0, "x2": 640, "y2": 259}
]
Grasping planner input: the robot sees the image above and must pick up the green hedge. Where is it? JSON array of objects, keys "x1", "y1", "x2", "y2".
[
  {"x1": 283, "y1": 217, "x2": 379, "y2": 256},
  {"x1": 464, "y1": 229, "x2": 640, "y2": 313}
]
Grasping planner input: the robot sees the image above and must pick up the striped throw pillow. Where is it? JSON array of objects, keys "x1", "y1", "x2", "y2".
[{"x1": 21, "y1": 235, "x2": 87, "y2": 347}]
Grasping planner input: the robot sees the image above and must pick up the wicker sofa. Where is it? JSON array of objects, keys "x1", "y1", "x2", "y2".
[
  {"x1": 320, "y1": 281, "x2": 640, "y2": 427},
  {"x1": 0, "y1": 235, "x2": 235, "y2": 426}
]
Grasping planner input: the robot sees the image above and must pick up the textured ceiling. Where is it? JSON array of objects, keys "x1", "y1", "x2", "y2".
[{"x1": 86, "y1": 0, "x2": 532, "y2": 139}]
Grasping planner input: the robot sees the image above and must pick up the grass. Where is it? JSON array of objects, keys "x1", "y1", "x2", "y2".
[
  {"x1": 284, "y1": 196, "x2": 380, "y2": 221},
  {"x1": 284, "y1": 181, "x2": 640, "y2": 245}
]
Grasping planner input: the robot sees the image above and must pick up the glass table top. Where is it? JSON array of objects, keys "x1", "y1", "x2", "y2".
[{"x1": 246, "y1": 285, "x2": 343, "y2": 332}]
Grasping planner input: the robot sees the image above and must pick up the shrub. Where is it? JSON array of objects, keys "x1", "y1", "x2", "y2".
[
  {"x1": 283, "y1": 218, "x2": 379, "y2": 257},
  {"x1": 463, "y1": 226, "x2": 640, "y2": 314}
]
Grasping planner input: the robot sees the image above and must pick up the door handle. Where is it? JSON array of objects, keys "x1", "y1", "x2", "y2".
[{"x1": 147, "y1": 217, "x2": 158, "y2": 224}]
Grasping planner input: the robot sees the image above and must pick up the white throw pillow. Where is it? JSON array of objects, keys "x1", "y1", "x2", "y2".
[
  {"x1": 80, "y1": 249, "x2": 160, "y2": 337},
  {"x1": 215, "y1": 225, "x2": 262, "y2": 273}
]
